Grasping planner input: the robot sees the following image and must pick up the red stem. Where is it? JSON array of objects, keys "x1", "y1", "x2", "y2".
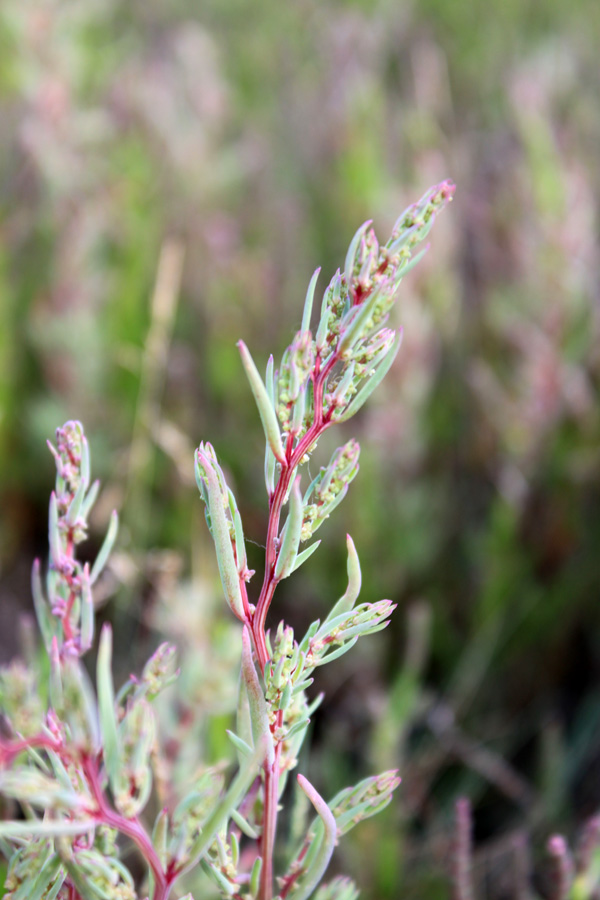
[
  {"x1": 259, "y1": 735, "x2": 283, "y2": 900},
  {"x1": 0, "y1": 733, "x2": 63, "y2": 766},
  {"x1": 83, "y1": 756, "x2": 172, "y2": 900},
  {"x1": 251, "y1": 353, "x2": 336, "y2": 670},
  {"x1": 251, "y1": 351, "x2": 338, "y2": 900},
  {"x1": 1, "y1": 736, "x2": 172, "y2": 899}
]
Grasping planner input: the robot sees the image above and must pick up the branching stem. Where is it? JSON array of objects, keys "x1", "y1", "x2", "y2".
[{"x1": 82, "y1": 756, "x2": 172, "y2": 900}]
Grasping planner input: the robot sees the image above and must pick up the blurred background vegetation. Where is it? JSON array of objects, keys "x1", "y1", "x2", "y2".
[{"x1": 1, "y1": 0, "x2": 600, "y2": 897}]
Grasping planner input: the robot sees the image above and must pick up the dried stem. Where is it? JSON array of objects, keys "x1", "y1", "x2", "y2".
[{"x1": 453, "y1": 797, "x2": 474, "y2": 900}]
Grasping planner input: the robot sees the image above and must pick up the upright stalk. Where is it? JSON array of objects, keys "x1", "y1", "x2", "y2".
[
  {"x1": 251, "y1": 353, "x2": 337, "y2": 900},
  {"x1": 251, "y1": 353, "x2": 336, "y2": 670}
]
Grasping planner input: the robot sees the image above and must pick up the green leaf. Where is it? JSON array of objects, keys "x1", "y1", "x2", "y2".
[
  {"x1": 48, "y1": 493, "x2": 62, "y2": 567},
  {"x1": 289, "y1": 540, "x2": 321, "y2": 574},
  {"x1": 96, "y1": 624, "x2": 120, "y2": 791},
  {"x1": 228, "y1": 489, "x2": 247, "y2": 575},
  {"x1": 250, "y1": 856, "x2": 262, "y2": 897},
  {"x1": 152, "y1": 808, "x2": 169, "y2": 869},
  {"x1": 180, "y1": 741, "x2": 266, "y2": 877},
  {"x1": 344, "y1": 221, "x2": 372, "y2": 291},
  {"x1": 292, "y1": 775, "x2": 338, "y2": 900},
  {"x1": 49, "y1": 637, "x2": 63, "y2": 710},
  {"x1": 79, "y1": 479, "x2": 100, "y2": 521},
  {"x1": 238, "y1": 340, "x2": 286, "y2": 465},
  {"x1": 335, "y1": 329, "x2": 402, "y2": 423},
  {"x1": 301, "y1": 267, "x2": 321, "y2": 333},
  {"x1": 240, "y1": 628, "x2": 274, "y2": 766},
  {"x1": 264, "y1": 357, "x2": 278, "y2": 495},
  {"x1": 226, "y1": 729, "x2": 253, "y2": 759},
  {"x1": 327, "y1": 535, "x2": 361, "y2": 620},
  {"x1": 230, "y1": 806, "x2": 259, "y2": 839},
  {"x1": 196, "y1": 447, "x2": 245, "y2": 620},
  {"x1": 31, "y1": 559, "x2": 54, "y2": 652},
  {"x1": 0, "y1": 819, "x2": 96, "y2": 838},
  {"x1": 336, "y1": 282, "x2": 388, "y2": 359},
  {"x1": 65, "y1": 474, "x2": 86, "y2": 527},
  {"x1": 89, "y1": 510, "x2": 118, "y2": 585},
  {"x1": 274, "y1": 476, "x2": 304, "y2": 579},
  {"x1": 79, "y1": 563, "x2": 94, "y2": 654}
]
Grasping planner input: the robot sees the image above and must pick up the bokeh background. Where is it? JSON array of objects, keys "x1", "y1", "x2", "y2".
[{"x1": 1, "y1": 1, "x2": 600, "y2": 897}]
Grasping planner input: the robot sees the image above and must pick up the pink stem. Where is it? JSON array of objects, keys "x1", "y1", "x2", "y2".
[
  {"x1": 259, "y1": 740, "x2": 282, "y2": 900},
  {"x1": 252, "y1": 351, "x2": 338, "y2": 900},
  {"x1": 2, "y1": 738, "x2": 172, "y2": 899},
  {"x1": 83, "y1": 757, "x2": 171, "y2": 900},
  {"x1": 0, "y1": 734, "x2": 63, "y2": 767},
  {"x1": 251, "y1": 353, "x2": 337, "y2": 670}
]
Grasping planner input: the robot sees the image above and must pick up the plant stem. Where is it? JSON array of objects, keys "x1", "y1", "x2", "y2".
[
  {"x1": 259, "y1": 739, "x2": 282, "y2": 900},
  {"x1": 83, "y1": 756, "x2": 171, "y2": 900},
  {"x1": 252, "y1": 351, "x2": 338, "y2": 900},
  {"x1": 251, "y1": 353, "x2": 336, "y2": 670}
]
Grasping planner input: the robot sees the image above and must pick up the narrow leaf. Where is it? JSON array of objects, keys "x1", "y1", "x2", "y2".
[
  {"x1": 313, "y1": 637, "x2": 359, "y2": 667},
  {"x1": 274, "y1": 476, "x2": 304, "y2": 579},
  {"x1": 89, "y1": 510, "x2": 118, "y2": 585},
  {"x1": 294, "y1": 774, "x2": 338, "y2": 900},
  {"x1": 196, "y1": 450, "x2": 245, "y2": 620},
  {"x1": 0, "y1": 819, "x2": 96, "y2": 837},
  {"x1": 238, "y1": 340, "x2": 286, "y2": 465},
  {"x1": 229, "y1": 495, "x2": 247, "y2": 576},
  {"x1": 335, "y1": 330, "x2": 402, "y2": 423},
  {"x1": 49, "y1": 637, "x2": 63, "y2": 710},
  {"x1": 301, "y1": 267, "x2": 321, "y2": 333},
  {"x1": 337, "y1": 285, "x2": 385, "y2": 358},
  {"x1": 226, "y1": 729, "x2": 253, "y2": 759},
  {"x1": 152, "y1": 808, "x2": 169, "y2": 868},
  {"x1": 79, "y1": 563, "x2": 94, "y2": 654},
  {"x1": 230, "y1": 806, "x2": 259, "y2": 839},
  {"x1": 344, "y1": 221, "x2": 372, "y2": 290},
  {"x1": 79, "y1": 479, "x2": 100, "y2": 521},
  {"x1": 250, "y1": 856, "x2": 263, "y2": 896},
  {"x1": 181, "y1": 741, "x2": 266, "y2": 877},
  {"x1": 290, "y1": 541, "x2": 321, "y2": 575},
  {"x1": 65, "y1": 475, "x2": 86, "y2": 526},
  {"x1": 80, "y1": 434, "x2": 90, "y2": 488},
  {"x1": 31, "y1": 559, "x2": 54, "y2": 652},
  {"x1": 241, "y1": 628, "x2": 274, "y2": 766},
  {"x1": 327, "y1": 535, "x2": 361, "y2": 621},
  {"x1": 97, "y1": 624, "x2": 120, "y2": 790},
  {"x1": 48, "y1": 492, "x2": 62, "y2": 567}
]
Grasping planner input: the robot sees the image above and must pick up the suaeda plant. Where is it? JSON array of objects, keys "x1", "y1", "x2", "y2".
[{"x1": 0, "y1": 181, "x2": 454, "y2": 900}]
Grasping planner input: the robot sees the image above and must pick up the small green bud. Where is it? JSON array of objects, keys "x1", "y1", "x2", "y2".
[
  {"x1": 142, "y1": 642, "x2": 179, "y2": 698},
  {"x1": 315, "y1": 877, "x2": 360, "y2": 900},
  {"x1": 301, "y1": 441, "x2": 360, "y2": 542},
  {"x1": 329, "y1": 770, "x2": 401, "y2": 835}
]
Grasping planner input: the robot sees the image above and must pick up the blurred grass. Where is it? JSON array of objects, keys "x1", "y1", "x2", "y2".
[{"x1": 1, "y1": 0, "x2": 600, "y2": 896}]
